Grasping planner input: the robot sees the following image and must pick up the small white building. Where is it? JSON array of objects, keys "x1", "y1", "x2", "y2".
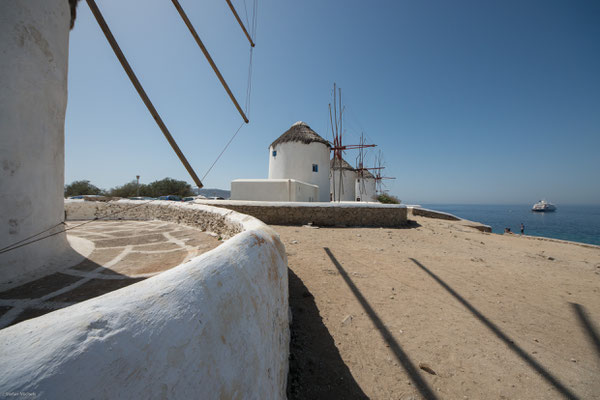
[
  {"x1": 231, "y1": 121, "x2": 331, "y2": 202},
  {"x1": 355, "y1": 169, "x2": 377, "y2": 202},
  {"x1": 230, "y1": 179, "x2": 318, "y2": 202},
  {"x1": 268, "y1": 122, "x2": 331, "y2": 202},
  {"x1": 330, "y1": 157, "x2": 357, "y2": 202}
]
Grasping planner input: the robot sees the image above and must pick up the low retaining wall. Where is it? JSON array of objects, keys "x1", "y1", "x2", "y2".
[
  {"x1": 0, "y1": 200, "x2": 289, "y2": 399},
  {"x1": 409, "y1": 206, "x2": 461, "y2": 221},
  {"x1": 408, "y1": 206, "x2": 492, "y2": 233},
  {"x1": 195, "y1": 200, "x2": 408, "y2": 227},
  {"x1": 65, "y1": 199, "x2": 243, "y2": 238}
]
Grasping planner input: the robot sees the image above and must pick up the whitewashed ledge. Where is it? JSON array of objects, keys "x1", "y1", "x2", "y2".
[
  {"x1": 193, "y1": 199, "x2": 408, "y2": 227},
  {"x1": 407, "y1": 206, "x2": 492, "y2": 233},
  {"x1": 0, "y1": 200, "x2": 289, "y2": 399}
]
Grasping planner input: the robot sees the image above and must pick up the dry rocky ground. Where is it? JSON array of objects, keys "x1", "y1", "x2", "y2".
[
  {"x1": 1, "y1": 214, "x2": 598, "y2": 399},
  {"x1": 276, "y1": 215, "x2": 600, "y2": 400}
]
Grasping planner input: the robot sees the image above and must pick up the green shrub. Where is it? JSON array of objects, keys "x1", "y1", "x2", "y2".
[{"x1": 377, "y1": 193, "x2": 401, "y2": 204}]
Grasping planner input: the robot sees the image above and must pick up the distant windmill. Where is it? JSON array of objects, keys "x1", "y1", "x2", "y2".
[
  {"x1": 373, "y1": 150, "x2": 395, "y2": 194},
  {"x1": 328, "y1": 83, "x2": 375, "y2": 202},
  {"x1": 354, "y1": 132, "x2": 380, "y2": 199}
]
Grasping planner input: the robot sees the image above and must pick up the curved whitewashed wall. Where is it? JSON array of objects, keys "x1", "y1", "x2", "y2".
[
  {"x1": 0, "y1": 201, "x2": 289, "y2": 399},
  {"x1": 0, "y1": 0, "x2": 71, "y2": 283},
  {"x1": 331, "y1": 169, "x2": 357, "y2": 202},
  {"x1": 268, "y1": 141, "x2": 331, "y2": 202},
  {"x1": 356, "y1": 177, "x2": 377, "y2": 202}
]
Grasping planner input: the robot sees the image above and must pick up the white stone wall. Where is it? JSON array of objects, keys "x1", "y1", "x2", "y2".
[
  {"x1": 294, "y1": 179, "x2": 319, "y2": 202},
  {"x1": 356, "y1": 177, "x2": 377, "y2": 202},
  {"x1": 268, "y1": 141, "x2": 331, "y2": 202},
  {"x1": 195, "y1": 199, "x2": 409, "y2": 227},
  {"x1": 0, "y1": 201, "x2": 289, "y2": 399},
  {"x1": 231, "y1": 179, "x2": 319, "y2": 202},
  {"x1": 330, "y1": 169, "x2": 357, "y2": 202},
  {"x1": 0, "y1": 0, "x2": 71, "y2": 283}
]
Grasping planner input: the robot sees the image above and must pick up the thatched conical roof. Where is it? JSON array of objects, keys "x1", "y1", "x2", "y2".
[
  {"x1": 330, "y1": 157, "x2": 355, "y2": 171},
  {"x1": 362, "y1": 169, "x2": 375, "y2": 179},
  {"x1": 270, "y1": 121, "x2": 330, "y2": 149},
  {"x1": 357, "y1": 168, "x2": 375, "y2": 179}
]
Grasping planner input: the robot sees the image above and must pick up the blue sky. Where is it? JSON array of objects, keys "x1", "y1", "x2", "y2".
[{"x1": 65, "y1": 0, "x2": 600, "y2": 204}]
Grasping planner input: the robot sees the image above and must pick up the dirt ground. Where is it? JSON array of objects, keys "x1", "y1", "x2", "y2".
[{"x1": 275, "y1": 216, "x2": 600, "y2": 400}]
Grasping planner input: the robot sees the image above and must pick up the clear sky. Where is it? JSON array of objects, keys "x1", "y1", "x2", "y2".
[{"x1": 65, "y1": 0, "x2": 600, "y2": 205}]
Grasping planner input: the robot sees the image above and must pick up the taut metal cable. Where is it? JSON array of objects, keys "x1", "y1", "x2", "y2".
[
  {"x1": 1, "y1": 1, "x2": 262, "y2": 255},
  {"x1": 0, "y1": 192, "x2": 198, "y2": 257},
  {"x1": 245, "y1": 47, "x2": 254, "y2": 114},
  {"x1": 202, "y1": 0, "x2": 258, "y2": 182},
  {"x1": 242, "y1": 0, "x2": 250, "y2": 29},
  {"x1": 86, "y1": 0, "x2": 203, "y2": 189},
  {"x1": 0, "y1": 221, "x2": 64, "y2": 254},
  {"x1": 201, "y1": 122, "x2": 245, "y2": 182},
  {"x1": 0, "y1": 219, "x2": 97, "y2": 256},
  {"x1": 225, "y1": 0, "x2": 255, "y2": 47},
  {"x1": 171, "y1": 0, "x2": 249, "y2": 123}
]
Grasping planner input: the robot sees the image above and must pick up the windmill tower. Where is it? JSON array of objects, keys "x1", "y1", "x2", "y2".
[
  {"x1": 353, "y1": 132, "x2": 379, "y2": 202},
  {"x1": 328, "y1": 84, "x2": 375, "y2": 202},
  {"x1": 373, "y1": 150, "x2": 396, "y2": 195},
  {"x1": 268, "y1": 121, "x2": 331, "y2": 202},
  {"x1": 330, "y1": 157, "x2": 356, "y2": 201},
  {"x1": 1, "y1": 0, "x2": 72, "y2": 280}
]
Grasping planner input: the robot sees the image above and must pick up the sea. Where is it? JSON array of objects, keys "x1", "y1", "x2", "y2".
[{"x1": 419, "y1": 204, "x2": 600, "y2": 247}]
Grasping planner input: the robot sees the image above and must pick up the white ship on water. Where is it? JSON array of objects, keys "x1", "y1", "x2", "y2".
[{"x1": 532, "y1": 200, "x2": 557, "y2": 212}]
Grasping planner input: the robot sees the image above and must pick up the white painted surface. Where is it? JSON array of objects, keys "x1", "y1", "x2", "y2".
[
  {"x1": 0, "y1": 237, "x2": 91, "y2": 293},
  {"x1": 355, "y1": 177, "x2": 377, "y2": 202},
  {"x1": 269, "y1": 141, "x2": 331, "y2": 202},
  {"x1": 231, "y1": 179, "x2": 319, "y2": 202},
  {"x1": 330, "y1": 169, "x2": 357, "y2": 202},
  {"x1": 67, "y1": 235, "x2": 95, "y2": 260},
  {"x1": 0, "y1": 202, "x2": 289, "y2": 399},
  {"x1": 196, "y1": 199, "x2": 405, "y2": 209},
  {"x1": 0, "y1": 0, "x2": 71, "y2": 283}
]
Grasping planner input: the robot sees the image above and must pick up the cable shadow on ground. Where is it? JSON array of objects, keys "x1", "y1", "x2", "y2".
[
  {"x1": 409, "y1": 257, "x2": 580, "y2": 400},
  {"x1": 324, "y1": 248, "x2": 439, "y2": 400},
  {"x1": 287, "y1": 268, "x2": 368, "y2": 400},
  {"x1": 570, "y1": 302, "x2": 600, "y2": 360}
]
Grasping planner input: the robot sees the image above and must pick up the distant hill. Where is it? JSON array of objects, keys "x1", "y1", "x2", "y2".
[{"x1": 194, "y1": 188, "x2": 231, "y2": 199}]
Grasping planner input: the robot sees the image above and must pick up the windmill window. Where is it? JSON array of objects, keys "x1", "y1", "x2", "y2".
[
  {"x1": 312, "y1": 164, "x2": 318, "y2": 172},
  {"x1": 272, "y1": 150, "x2": 277, "y2": 157}
]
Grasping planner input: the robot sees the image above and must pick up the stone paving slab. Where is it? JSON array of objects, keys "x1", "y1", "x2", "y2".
[{"x1": 0, "y1": 220, "x2": 221, "y2": 329}]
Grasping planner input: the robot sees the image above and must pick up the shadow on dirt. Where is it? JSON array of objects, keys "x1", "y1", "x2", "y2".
[{"x1": 287, "y1": 268, "x2": 368, "y2": 399}]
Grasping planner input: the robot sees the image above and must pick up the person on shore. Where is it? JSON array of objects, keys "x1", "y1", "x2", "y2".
[{"x1": 520, "y1": 223, "x2": 525, "y2": 235}]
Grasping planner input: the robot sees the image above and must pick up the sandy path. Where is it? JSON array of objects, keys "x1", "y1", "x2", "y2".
[{"x1": 276, "y1": 215, "x2": 600, "y2": 400}]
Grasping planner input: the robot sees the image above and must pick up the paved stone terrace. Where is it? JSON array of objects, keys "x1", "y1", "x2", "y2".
[{"x1": 0, "y1": 220, "x2": 221, "y2": 329}]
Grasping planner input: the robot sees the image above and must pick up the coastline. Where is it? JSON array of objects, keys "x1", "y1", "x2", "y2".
[
  {"x1": 507, "y1": 232, "x2": 600, "y2": 250},
  {"x1": 409, "y1": 206, "x2": 600, "y2": 250},
  {"x1": 418, "y1": 203, "x2": 600, "y2": 247},
  {"x1": 280, "y1": 210, "x2": 600, "y2": 399}
]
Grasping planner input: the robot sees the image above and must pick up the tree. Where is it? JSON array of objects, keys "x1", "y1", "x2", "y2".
[
  {"x1": 146, "y1": 178, "x2": 193, "y2": 197},
  {"x1": 108, "y1": 180, "x2": 146, "y2": 198},
  {"x1": 64, "y1": 180, "x2": 104, "y2": 197}
]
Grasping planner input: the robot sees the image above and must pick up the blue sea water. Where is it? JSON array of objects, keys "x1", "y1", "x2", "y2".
[{"x1": 420, "y1": 204, "x2": 600, "y2": 246}]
